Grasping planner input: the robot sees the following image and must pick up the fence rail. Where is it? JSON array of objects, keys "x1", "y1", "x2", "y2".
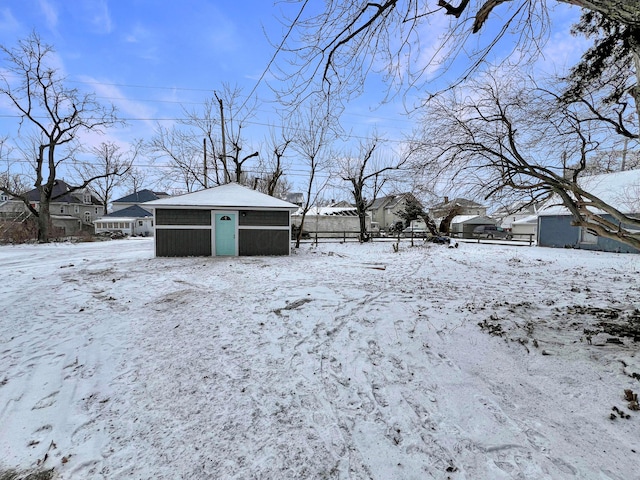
[{"x1": 293, "y1": 230, "x2": 536, "y2": 246}]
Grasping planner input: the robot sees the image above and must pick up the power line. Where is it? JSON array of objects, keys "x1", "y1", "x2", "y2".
[{"x1": 237, "y1": 0, "x2": 310, "y2": 113}]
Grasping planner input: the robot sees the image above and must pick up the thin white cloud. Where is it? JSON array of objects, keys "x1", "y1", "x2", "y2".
[
  {"x1": 124, "y1": 23, "x2": 151, "y2": 44},
  {"x1": 0, "y1": 7, "x2": 20, "y2": 33},
  {"x1": 78, "y1": 75, "x2": 156, "y2": 127},
  {"x1": 38, "y1": 0, "x2": 58, "y2": 30},
  {"x1": 86, "y1": 0, "x2": 112, "y2": 34}
]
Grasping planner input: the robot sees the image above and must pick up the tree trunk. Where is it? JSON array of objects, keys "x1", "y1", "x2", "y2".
[
  {"x1": 295, "y1": 214, "x2": 306, "y2": 248},
  {"x1": 37, "y1": 197, "x2": 50, "y2": 243},
  {"x1": 358, "y1": 211, "x2": 369, "y2": 242}
]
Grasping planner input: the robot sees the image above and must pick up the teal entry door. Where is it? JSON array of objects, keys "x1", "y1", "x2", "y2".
[{"x1": 214, "y1": 213, "x2": 236, "y2": 256}]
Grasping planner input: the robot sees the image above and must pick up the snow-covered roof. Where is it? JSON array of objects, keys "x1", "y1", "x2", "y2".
[
  {"x1": 143, "y1": 183, "x2": 299, "y2": 211},
  {"x1": 539, "y1": 169, "x2": 640, "y2": 216},
  {"x1": 450, "y1": 214, "x2": 495, "y2": 225},
  {"x1": 512, "y1": 214, "x2": 539, "y2": 225},
  {"x1": 293, "y1": 206, "x2": 360, "y2": 216}
]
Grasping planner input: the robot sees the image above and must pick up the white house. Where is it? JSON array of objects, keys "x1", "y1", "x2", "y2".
[{"x1": 94, "y1": 205, "x2": 155, "y2": 237}]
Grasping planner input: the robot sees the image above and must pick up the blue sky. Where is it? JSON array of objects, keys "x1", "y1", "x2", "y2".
[{"x1": 0, "y1": 0, "x2": 587, "y2": 196}]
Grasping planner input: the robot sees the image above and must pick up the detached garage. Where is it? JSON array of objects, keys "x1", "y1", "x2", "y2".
[{"x1": 144, "y1": 183, "x2": 299, "y2": 257}]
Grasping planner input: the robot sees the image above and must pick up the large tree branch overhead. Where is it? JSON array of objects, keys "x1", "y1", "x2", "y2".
[{"x1": 279, "y1": 1, "x2": 640, "y2": 103}]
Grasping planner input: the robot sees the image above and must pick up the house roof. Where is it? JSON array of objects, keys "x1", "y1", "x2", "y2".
[
  {"x1": 431, "y1": 198, "x2": 484, "y2": 210},
  {"x1": 293, "y1": 207, "x2": 360, "y2": 216},
  {"x1": 512, "y1": 214, "x2": 539, "y2": 225},
  {"x1": 143, "y1": 182, "x2": 299, "y2": 210},
  {"x1": 113, "y1": 189, "x2": 163, "y2": 204},
  {"x1": 451, "y1": 215, "x2": 495, "y2": 225},
  {"x1": 104, "y1": 205, "x2": 153, "y2": 218},
  {"x1": 491, "y1": 201, "x2": 538, "y2": 217},
  {"x1": 539, "y1": 169, "x2": 640, "y2": 216},
  {"x1": 25, "y1": 180, "x2": 101, "y2": 205},
  {"x1": 369, "y1": 193, "x2": 415, "y2": 210}
]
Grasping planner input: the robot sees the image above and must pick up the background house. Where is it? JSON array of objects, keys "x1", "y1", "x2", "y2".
[
  {"x1": 23, "y1": 180, "x2": 103, "y2": 235},
  {"x1": 368, "y1": 193, "x2": 419, "y2": 231},
  {"x1": 94, "y1": 205, "x2": 154, "y2": 237},
  {"x1": 511, "y1": 215, "x2": 539, "y2": 242},
  {"x1": 111, "y1": 189, "x2": 169, "y2": 212},
  {"x1": 94, "y1": 189, "x2": 168, "y2": 237},
  {"x1": 292, "y1": 206, "x2": 370, "y2": 237},
  {"x1": 0, "y1": 191, "x2": 27, "y2": 220},
  {"x1": 144, "y1": 183, "x2": 299, "y2": 257},
  {"x1": 491, "y1": 201, "x2": 541, "y2": 229},
  {"x1": 429, "y1": 197, "x2": 487, "y2": 219},
  {"x1": 449, "y1": 215, "x2": 497, "y2": 238},
  {"x1": 537, "y1": 169, "x2": 640, "y2": 253}
]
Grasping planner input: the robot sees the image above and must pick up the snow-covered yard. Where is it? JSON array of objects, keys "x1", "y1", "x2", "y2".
[{"x1": 1, "y1": 238, "x2": 639, "y2": 479}]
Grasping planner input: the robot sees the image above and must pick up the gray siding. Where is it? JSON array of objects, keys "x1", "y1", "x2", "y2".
[
  {"x1": 156, "y1": 209, "x2": 211, "y2": 226},
  {"x1": 538, "y1": 215, "x2": 579, "y2": 248},
  {"x1": 539, "y1": 214, "x2": 639, "y2": 254},
  {"x1": 239, "y1": 230, "x2": 289, "y2": 256},
  {"x1": 239, "y1": 210, "x2": 289, "y2": 227},
  {"x1": 156, "y1": 229, "x2": 212, "y2": 256}
]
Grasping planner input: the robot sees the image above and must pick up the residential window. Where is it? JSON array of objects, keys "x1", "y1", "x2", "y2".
[
  {"x1": 580, "y1": 227, "x2": 598, "y2": 244},
  {"x1": 95, "y1": 207, "x2": 99, "y2": 214},
  {"x1": 84, "y1": 211, "x2": 91, "y2": 223},
  {"x1": 74, "y1": 205, "x2": 79, "y2": 214},
  {"x1": 138, "y1": 221, "x2": 143, "y2": 226},
  {"x1": 60, "y1": 206, "x2": 65, "y2": 214}
]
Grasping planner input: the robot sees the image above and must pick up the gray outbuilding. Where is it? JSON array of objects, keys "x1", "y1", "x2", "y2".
[
  {"x1": 537, "y1": 169, "x2": 640, "y2": 254},
  {"x1": 144, "y1": 183, "x2": 299, "y2": 257}
]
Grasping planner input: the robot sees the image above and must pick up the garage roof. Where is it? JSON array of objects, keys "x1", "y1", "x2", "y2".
[{"x1": 144, "y1": 182, "x2": 299, "y2": 210}]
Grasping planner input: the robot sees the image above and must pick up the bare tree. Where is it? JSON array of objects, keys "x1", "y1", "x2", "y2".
[
  {"x1": 216, "y1": 85, "x2": 260, "y2": 184},
  {"x1": 411, "y1": 68, "x2": 640, "y2": 249},
  {"x1": 181, "y1": 97, "x2": 225, "y2": 186},
  {"x1": 79, "y1": 141, "x2": 140, "y2": 212},
  {"x1": 148, "y1": 85, "x2": 260, "y2": 190},
  {"x1": 291, "y1": 103, "x2": 335, "y2": 248},
  {"x1": 147, "y1": 125, "x2": 203, "y2": 192},
  {"x1": 0, "y1": 33, "x2": 120, "y2": 242},
  {"x1": 123, "y1": 166, "x2": 150, "y2": 194},
  {"x1": 277, "y1": 2, "x2": 640, "y2": 97},
  {"x1": 336, "y1": 137, "x2": 407, "y2": 241},
  {"x1": 254, "y1": 125, "x2": 293, "y2": 196}
]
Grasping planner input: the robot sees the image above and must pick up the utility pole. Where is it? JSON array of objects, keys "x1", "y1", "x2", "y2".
[
  {"x1": 214, "y1": 91, "x2": 228, "y2": 183},
  {"x1": 621, "y1": 138, "x2": 629, "y2": 172},
  {"x1": 203, "y1": 137, "x2": 208, "y2": 188}
]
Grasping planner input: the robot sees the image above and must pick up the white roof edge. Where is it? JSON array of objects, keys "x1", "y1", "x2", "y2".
[{"x1": 143, "y1": 183, "x2": 299, "y2": 211}]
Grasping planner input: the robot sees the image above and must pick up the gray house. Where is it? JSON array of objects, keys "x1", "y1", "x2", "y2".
[
  {"x1": 368, "y1": 193, "x2": 420, "y2": 230},
  {"x1": 144, "y1": 183, "x2": 299, "y2": 257},
  {"x1": 21, "y1": 180, "x2": 104, "y2": 235},
  {"x1": 538, "y1": 169, "x2": 640, "y2": 254}
]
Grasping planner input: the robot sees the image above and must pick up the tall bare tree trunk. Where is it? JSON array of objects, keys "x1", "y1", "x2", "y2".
[{"x1": 37, "y1": 192, "x2": 50, "y2": 243}]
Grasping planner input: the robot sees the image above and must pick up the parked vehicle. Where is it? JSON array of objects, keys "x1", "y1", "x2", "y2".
[
  {"x1": 403, "y1": 227, "x2": 427, "y2": 238},
  {"x1": 472, "y1": 225, "x2": 513, "y2": 240}
]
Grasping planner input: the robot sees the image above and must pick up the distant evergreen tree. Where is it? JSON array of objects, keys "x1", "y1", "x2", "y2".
[{"x1": 397, "y1": 196, "x2": 439, "y2": 236}]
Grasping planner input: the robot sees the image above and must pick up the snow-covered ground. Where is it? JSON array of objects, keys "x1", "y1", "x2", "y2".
[{"x1": 1, "y1": 237, "x2": 639, "y2": 479}]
